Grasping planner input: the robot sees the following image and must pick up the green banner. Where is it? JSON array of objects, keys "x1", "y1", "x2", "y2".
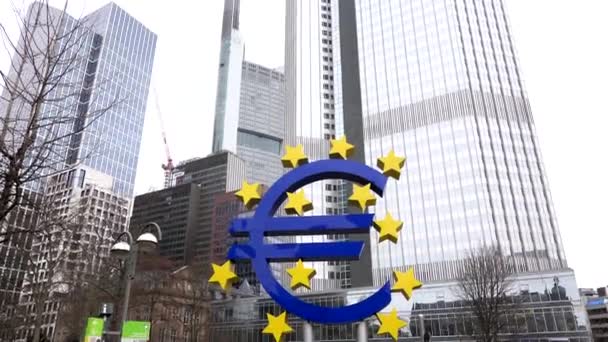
[
  {"x1": 121, "y1": 321, "x2": 151, "y2": 342},
  {"x1": 83, "y1": 317, "x2": 104, "y2": 342}
]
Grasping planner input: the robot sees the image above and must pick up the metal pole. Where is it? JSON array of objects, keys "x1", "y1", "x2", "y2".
[
  {"x1": 120, "y1": 243, "x2": 138, "y2": 326},
  {"x1": 419, "y1": 314, "x2": 425, "y2": 341},
  {"x1": 357, "y1": 321, "x2": 368, "y2": 342},
  {"x1": 303, "y1": 322, "x2": 313, "y2": 342}
]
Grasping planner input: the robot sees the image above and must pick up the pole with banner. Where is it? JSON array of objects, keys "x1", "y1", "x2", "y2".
[
  {"x1": 82, "y1": 317, "x2": 104, "y2": 342},
  {"x1": 121, "y1": 321, "x2": 151, "y2": 342}
]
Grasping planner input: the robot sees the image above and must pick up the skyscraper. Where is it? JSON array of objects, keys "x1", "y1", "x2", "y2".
[
  {"x1": 209, "y1": 0, "x2": 590, "y2": 339},
  {"x1": 236, "y1": 62, "x2": 285, "y2": 186},
  {"x1": 288, "y1": 0, "x2": 572, "y2": 284},
  {"x1": 0, "y1": 2, "x2": 155, "y2": 340},
  {"x1": 285, "y1": 0, "x2": 372, "y2": 288},
  {"x1": 0, "y1": 3, "x2": 155, "y2": 197},
  {"x1": 72, "y1": 3, "x2": 157, "y2": 197},
  {"x1": 348, "y1": 0, "x2": 567, "y2": 284},
  {"x1": 212, "y1": 0, "x2": 244, "y2": 153}
]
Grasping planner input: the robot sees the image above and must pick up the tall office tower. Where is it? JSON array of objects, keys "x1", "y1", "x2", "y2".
[
  {"x1": 211, "y1": 0, "x2": 285, "y2": 186},
  {"x1": 17, "y1": 166, "x2": 129, "y2": 341},
  {"x1": 71, "y1": 3, "x2": 156, "y2": 197},
  {"x1": 212, "y1": 0, "x2": 244, "y2": 153},
  {"x1": 237, "y1": 62, "x2": 285, "y2": 186},
  {"x1": 345, "y1": 0, "x2": 568, "y2": 285},
  {"x1": 0, "y1": 2, "x2": 156, "y2": 197},
  {"x1": 285, "y1": 0, "x2": 372, "y2": 288}
]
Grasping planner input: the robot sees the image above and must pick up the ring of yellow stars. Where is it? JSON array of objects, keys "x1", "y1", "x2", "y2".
[
  {"x1": 392, "y1": 268, "x2": 423, "y2": 300},
  {"x1": 235, "y1": 180, "x2": 261, "y2": 209},
  {"x1": 329, "y1": 136, "x2": 354, "y2": 159},
  {"x1": 281, "y1": 144, "x2": 309, "y2": 168},
  {"x1": 373, "y1": 212, "x2": 403, "y2": 243},
  {"x1": 286, "y1": 259, "x2": 317, "y2": 290},
  {"x1": 348, "y1": 183, "x2": 376, "y2": 210},
  {"x1": 263, "y1": 311, "x2": 293, "y2": 342},
  {"x1": 285, "y1": 190, "x2": 313, "y2": 216},
  {"x1": 209, "y1": 261, "x2": 238, "y2": 291},
  {"x1": 376, "y1": 308, "x2": 407, "y2": 341},
  {"x1": 377, "y1": 150, "x2": 406, "y2": 179}
]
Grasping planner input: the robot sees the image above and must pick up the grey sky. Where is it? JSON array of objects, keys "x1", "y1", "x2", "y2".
[{"x1": 1, "y1": 0, "x2": 606, "y2": 288}]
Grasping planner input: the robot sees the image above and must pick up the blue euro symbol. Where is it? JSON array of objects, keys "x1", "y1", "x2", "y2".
[{"x1": 227, "y1": 159, "x2": 391, "y2": 324}]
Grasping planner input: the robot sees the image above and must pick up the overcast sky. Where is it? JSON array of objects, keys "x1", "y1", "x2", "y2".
[{"x1": 1, "y1": 0, "x2": 606, "y2": 288}]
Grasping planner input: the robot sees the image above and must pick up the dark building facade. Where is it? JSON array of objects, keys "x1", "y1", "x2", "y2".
[
  {"x1": 175, "y1": 151, "x2": 245, "y2": 267},
  {"x1": 130, "y1": 182, "x2": 200, "y2": 265}
]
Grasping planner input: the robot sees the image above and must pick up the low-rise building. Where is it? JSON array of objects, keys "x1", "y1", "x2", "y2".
[
  {"x1": 582, "y1": 288, "x2": 608, "y2": 341},
  {"x1": 130, "y1": 182, "x2": 201, "y2": 265}
]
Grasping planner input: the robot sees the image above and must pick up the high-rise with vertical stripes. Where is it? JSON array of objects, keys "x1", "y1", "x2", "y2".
[{"x1": 288, "y1": 0, "x2": 572, "y2": 284}]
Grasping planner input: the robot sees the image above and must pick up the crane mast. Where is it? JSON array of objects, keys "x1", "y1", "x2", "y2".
[{"x1": 153, "y1": 87, "x2": 174, "y2": 188}]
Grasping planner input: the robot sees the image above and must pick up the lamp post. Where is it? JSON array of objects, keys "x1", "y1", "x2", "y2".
[{"x1": 110, "y1": 222, "x2": 162, "y2": 329}]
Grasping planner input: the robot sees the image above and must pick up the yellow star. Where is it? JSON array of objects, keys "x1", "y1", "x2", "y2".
[
  {"x1": 348, "y1": 183, "x2": 376, "y2": 210},
  {"x1": 235, "y1": 180, "x2": 261, "y2": 209},
  {"x1": 373, "y1": 212, "x2": 403, "y2": 243},
  {"x1": 376, "y1": 308, "x2": 407, "y2": 341},
  {"x1": 281, "y1": 144, "x2": 309, "y2": 168},
  {"x1": 392, "y1": 268, "x2": 423, "y2": 300},
  {"x1": 329, "y1": 136, "x2": 355, "y2": 159},
  {"x1": 377, "y1": 150, "x2": 406, "y2": 179},
  {"x1": 262, "y1": 312, "x2": 293, "y2": 342},
  {"x1": 208, "y1": 261, "x2": 238, "y2": 291},
  {"x1": 285, "y1": 190, "x2": 313, "y2": 216},
  {"x1": 286, "y1": 259, "x2": 317, "y2": 290}
]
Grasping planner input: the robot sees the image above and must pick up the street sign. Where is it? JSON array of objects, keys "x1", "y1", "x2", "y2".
[
  {"x1": 121, "y1": 321, "x2": 150, "y2": 342},
  {"x1": 83, "y1": 317, "x2": 104, "y2": 342}
]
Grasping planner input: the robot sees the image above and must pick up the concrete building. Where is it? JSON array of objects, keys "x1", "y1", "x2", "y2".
[
  {"x1": 586, "y1": 297, "x2": 608, "y2": 340},
  {"x1": 0, "y1": 191, "x2": 39, "y2": 309},
  {"x1": 130, "y1": 182, "x2": 201, "y2": 265},
  {"x1": 16, "y1": 166, "x2": 129, "y2": 341}
]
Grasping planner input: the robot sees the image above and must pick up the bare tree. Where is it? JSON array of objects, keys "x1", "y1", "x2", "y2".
[
  {"x1": 456, "y1": 246, "x2": 519, "y2": 342},
  {"x1": 53, "y1": 257, "x2": 123, "y2": 342},
  {"x1": 0, "y1": 0, "x2": 118, "y2": 237},
  {"x1": 17, "y1": 178, "x2": 122, "y2": 342},
  {"x1": 176, "y1": 267, "x2": 211, "y2": 342}
]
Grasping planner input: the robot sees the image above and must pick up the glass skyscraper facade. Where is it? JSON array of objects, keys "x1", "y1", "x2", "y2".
[
  {"x1": 237, "y1": 62, "x2": 285, "y2": 187},
  {"x1": 352, "y1": 0, "x2": 566, "y2": 283},
  {"x1": 0, "y1": 3, "x2": 155, "y2": 197},
  {"x1": 75, "y1": 3, "x2": 156, "y2": 197},
  {"x1": 212, "y1": 0, "x2": 245, "y2": 153}
]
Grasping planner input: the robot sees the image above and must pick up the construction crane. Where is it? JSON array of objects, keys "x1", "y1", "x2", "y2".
[{"x1": 152, "y1": 86, "x2": 174, "y2": 188}]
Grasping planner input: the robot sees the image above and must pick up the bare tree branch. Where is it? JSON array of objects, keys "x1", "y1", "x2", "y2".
[
  {"x1": 0, "y1": 0, "x2": 122, "y2": 234},
  {"x1": 455, "y1": 246, "x2": 521, "y2": 342}
]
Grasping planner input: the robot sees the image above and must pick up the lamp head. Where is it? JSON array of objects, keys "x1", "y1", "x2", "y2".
[
  {"x1": 136, "y1": 232, "x2": 158, "y2": 253},
  {"x1": 110, "y1": 241, "x2": 131, "y2": 260}
]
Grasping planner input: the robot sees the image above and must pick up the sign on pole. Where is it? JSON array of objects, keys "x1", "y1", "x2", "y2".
[
  {"x1": 83, "y1": 317, "x2": 104, "y2": 342},
  {"x1": 121, "y1": 321, "x2": 151, "y2": 342}
]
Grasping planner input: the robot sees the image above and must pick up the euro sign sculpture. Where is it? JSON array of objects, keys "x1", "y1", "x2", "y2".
[{"x1": 227, "y1": 159, "x2": 391, "y2": 324}]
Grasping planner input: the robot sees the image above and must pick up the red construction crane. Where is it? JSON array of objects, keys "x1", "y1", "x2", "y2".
[{"x1": 153, "y1": 87, "x2": 174, "y2": 188}]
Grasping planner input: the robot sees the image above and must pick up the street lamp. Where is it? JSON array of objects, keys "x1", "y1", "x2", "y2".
[{"x1": 110, "y1": 222, "x2": 162, "y2": 329}]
